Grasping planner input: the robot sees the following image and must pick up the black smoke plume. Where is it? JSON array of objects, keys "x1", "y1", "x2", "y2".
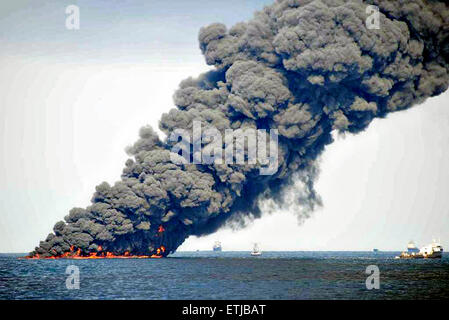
[{"x1": 30, "y1": 0, "x2": 449, "y2": 258}]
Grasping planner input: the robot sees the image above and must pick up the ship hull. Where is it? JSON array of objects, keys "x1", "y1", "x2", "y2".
[
  {"x1": 396, "y1": 252, "x2": 442, "y2": 259},
  {"x1": 425, "y1": 252, "x2": 442, "y2": 259}
]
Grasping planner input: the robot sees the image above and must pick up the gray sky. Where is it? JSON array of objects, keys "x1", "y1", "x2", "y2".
[{"x1": 1, "y1": 0, "x2": 448, "y2": 253}]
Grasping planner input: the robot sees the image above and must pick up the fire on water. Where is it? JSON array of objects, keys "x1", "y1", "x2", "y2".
[{"x1": 25, "y1": 245, "x2": 167, "y2": 260}]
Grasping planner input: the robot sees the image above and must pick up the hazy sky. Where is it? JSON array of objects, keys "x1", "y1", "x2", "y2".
[{"x1": 1, "y1": 0, "x2": 448, "y2": 253}]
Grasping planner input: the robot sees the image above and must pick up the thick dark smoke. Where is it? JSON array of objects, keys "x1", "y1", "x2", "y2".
[{"x1": 31, "y1": 0, "x2": 449, "y2": 257}]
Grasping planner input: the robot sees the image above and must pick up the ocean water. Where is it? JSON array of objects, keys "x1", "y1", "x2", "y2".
[{"x1": 0, "y1": 251, "x2": 448, "y2": 300}]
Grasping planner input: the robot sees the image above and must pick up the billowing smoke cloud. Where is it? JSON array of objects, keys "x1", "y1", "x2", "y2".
[{"x1": 30, "y1": 0, "x2": 449, "y2": 258}]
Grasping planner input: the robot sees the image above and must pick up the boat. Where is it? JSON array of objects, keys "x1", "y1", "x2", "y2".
[
  {"x1": 419, "y1": 239, "x2": 443, "y2": 258},
  {"x1": 250, "y1": 243, "x2": 262, "y2": 256},
  {"x1": 395, "y1": 239, "x2": 443, "y2": 259},
  {"x1": 373, "y1": 248, "x2": 379, "y2": 252},
  {"x1": 213, "y1": 241, "x2": 222, "y2": 252}
]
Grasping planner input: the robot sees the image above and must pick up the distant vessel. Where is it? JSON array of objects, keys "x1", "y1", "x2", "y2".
[
  {"x1": 373, "y1": 249, "x2": 379, "y2": 252},
  {"x1": 396, "y1": 239, "x2": 443, "y2": 259},
  {"x1": 251, "y1": 243, "x2": 262, "y2": 256},
  {"x1": 213, "y1": 241, "x2": 222, "y2": 252}
]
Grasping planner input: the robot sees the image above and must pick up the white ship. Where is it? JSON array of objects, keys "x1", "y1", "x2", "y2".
[
  {"x1": 213, "y1": 241, "x2": 222, "y2": 252},
  {"x1": 419, "y1": 239, "x2": 443, "y2": 258},
  {"x1": 250, "y1": 243, "x2": 262, "y2": 256},
  {"x1": 396, "y1": 239, "x2": 443, "y2": 259}
]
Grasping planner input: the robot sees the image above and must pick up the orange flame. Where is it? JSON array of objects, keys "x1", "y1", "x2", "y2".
[{"x1": 25, "y1": 245, "x2": 167, "y2": 260}]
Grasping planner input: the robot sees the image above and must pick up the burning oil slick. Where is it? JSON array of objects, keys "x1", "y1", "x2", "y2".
[{"x1": 29, "y1": 0, "x2": 449, "y2": 259}]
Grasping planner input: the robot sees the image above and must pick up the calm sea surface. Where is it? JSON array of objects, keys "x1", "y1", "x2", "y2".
[{"x1": 1, "y1": 251, "x2": 448, "y2": 300}]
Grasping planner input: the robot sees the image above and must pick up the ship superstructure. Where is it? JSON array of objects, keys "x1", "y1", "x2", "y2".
[{"x1": 407, "y1": 241, "x2": 420, "y2": 254}]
